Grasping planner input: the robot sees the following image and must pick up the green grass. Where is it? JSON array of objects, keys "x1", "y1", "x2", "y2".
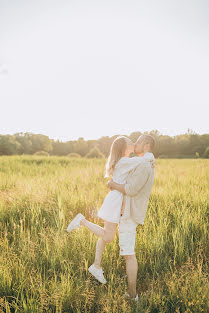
[{"x1": 0, "y1": 156, "x2": 208, "y2": 313}]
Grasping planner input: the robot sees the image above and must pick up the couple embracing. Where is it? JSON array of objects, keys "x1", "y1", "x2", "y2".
[{"x1": 67, "y1": 134, "x2": 155, "y2": 301}]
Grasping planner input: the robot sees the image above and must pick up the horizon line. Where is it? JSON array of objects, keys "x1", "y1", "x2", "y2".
[{"x1": 1, "y1": 128, "x2": 209, "y2": 142}]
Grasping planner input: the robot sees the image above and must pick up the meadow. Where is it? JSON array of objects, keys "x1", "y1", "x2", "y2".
[{"x1": 0, "y1": 156, "x2": 208, "y2": 313}]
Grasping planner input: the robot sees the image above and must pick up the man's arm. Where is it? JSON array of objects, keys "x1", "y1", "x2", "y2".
[{"x1": 108, "y1": 163, "x2": 150, "y2": 197}]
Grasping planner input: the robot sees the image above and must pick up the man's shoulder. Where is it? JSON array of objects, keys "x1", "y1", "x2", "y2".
[
  {"x1": 135, "y1": 160, "x2": 151, "y2": 171},
  {"x1": 127, "y1": 161, "x2": 150, "y2": 177}
]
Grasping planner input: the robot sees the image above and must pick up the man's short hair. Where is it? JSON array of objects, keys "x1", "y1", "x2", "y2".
[{"x1": 136, "y1": 134, "x2": 156, "y2": 151}]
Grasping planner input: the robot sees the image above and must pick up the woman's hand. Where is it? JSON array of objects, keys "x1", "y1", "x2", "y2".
[
  {"x1": 107, "y1": 179, "x2": 114, "y2": 190},
  {"x1": 150, "y1": 160, "x2": 155, "y2": 168}
]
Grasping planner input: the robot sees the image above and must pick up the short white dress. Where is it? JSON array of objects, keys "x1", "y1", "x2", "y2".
[{"x1": 97, "y1": 153, "x2": 154, "y2": 224}]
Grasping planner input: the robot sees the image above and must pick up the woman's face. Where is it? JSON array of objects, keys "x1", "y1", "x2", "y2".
[{"x1": 124, "y1": 139, "x2": 134, "y2": 156}]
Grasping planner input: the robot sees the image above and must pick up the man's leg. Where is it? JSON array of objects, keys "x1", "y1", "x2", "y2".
[
  {"x1": 118, "y1": 216, "x2": 138, "y2": 298},
  {"x1": 123, "y1": 254, "x2": 138, "y2": 298}
]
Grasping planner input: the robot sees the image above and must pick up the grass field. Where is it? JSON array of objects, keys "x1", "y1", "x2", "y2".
[{"x1": 0, "y1": 156, "x2": 208, "y2": 313}]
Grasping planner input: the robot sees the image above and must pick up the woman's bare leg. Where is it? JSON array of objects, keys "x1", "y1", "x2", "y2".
[
  {"x1": 80, "y1": 218, "x2": 117, "y2": 268},
  {"x1": 80, "y1": 218, "x2": 117, "y2": 239},
  {"x1": 94, "y1": 238, "x2": 107, "y2": 269},
  {"x1": 93, "y1": 221, "x2": 117, "y2": 269},
  {"x1": 80, "y1": 218, "x2": 105, "y2": 237}
]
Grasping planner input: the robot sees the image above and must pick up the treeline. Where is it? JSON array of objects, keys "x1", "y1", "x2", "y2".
[{"x1": 0, "y1": 130, "x2": 209, "y2": 158}]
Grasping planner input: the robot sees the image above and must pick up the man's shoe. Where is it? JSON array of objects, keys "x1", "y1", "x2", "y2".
[
  {"x1": 125, "y1": 291, "x2": 139, "y2": 302},
  {"x1": 66, "y1": 213, "x2": 85, "y2": 232},
  {"x1": 88, "y1": 264, "x2": 107, "y2": 284}
]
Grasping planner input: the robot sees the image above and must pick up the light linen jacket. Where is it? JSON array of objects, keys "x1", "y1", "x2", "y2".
[{"x1": 121, "y1": 152, "x2": 155, "y2": 225}]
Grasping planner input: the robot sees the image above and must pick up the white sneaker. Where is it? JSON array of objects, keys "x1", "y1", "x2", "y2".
[
  {"x1": 66, "y1": 213, "x2": 85, "y2": 232},
  {"x1": 88, "y1": 264, "x2": 107, "y2": 284},
  {"x1": 125, "y1": 291, "x2": 139, "y2": 302}
]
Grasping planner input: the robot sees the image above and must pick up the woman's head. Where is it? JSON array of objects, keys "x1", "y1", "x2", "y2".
[{"x1": 105, "y1": 136, "x2": 134, "y2": 177}]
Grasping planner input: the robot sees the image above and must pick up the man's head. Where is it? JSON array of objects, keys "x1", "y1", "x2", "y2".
[{"x1": 134, "y1": 134, "x2": 155, "y2": 155}]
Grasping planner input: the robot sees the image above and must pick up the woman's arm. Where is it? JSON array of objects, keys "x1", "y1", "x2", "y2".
[
  {"x1": 117, "y1": 156, "x2": 145, "y2": 174},
  {"x1": 107, "y1": 180, "x2": 126, "y2": 194}
]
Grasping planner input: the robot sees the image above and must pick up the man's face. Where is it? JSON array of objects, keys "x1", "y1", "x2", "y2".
[
  {"x1": 125, "y1": 138, "x2": 135, "y2": 156},
  {"x1": 134, "y1": 136, "x2": 145, "y2": 155}
]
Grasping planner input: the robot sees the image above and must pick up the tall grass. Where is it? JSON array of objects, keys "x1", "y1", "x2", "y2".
[{"x1": 0, "y1": 156, "x2": 208, "y2": 312}]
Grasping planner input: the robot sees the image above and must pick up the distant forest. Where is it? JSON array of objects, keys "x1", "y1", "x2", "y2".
[{"x1": 0, "y1": 130, "x2": 209, "y2": 158}]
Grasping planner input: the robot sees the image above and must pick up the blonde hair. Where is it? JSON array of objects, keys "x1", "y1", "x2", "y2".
[{"x1": 105, "y1": 136, "x2": 128, "y2": 178}]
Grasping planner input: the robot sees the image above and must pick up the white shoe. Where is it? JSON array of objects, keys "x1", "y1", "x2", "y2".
[
  {"x1": 66, "y1": 213, "x2": 85, "y2": 232},
  {"x1": 88, "y1": 264, "x2": 107, "y2": 284},
  {"x1": 125, "y1": 291, "x2": 139, "y2": 302}
]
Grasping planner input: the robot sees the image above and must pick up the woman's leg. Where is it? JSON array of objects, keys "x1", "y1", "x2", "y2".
[
  {"x1": 80, "y1": 218, "x2": 117, "y2": 240},
  {"x1": 93, "y1": 221, "x2": 117, "y2": 269},
  {"x1": 80, "y1": 218, "x2": 117, "y2": 268},
  {"x1": 80, "y1": 218, "x2": 105, "y2": 237},
  {"x1": 93, "y1": 238, "x2": 107, "y2": 269}
]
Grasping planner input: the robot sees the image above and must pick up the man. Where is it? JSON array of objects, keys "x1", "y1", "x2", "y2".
[{"x1": 107, "y1": 134, "x2": 155, "y2": 300}]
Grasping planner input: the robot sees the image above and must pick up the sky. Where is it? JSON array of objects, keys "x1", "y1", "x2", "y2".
[{"x1": 0, "y1": 0, "x2": 209, "y2": 141}]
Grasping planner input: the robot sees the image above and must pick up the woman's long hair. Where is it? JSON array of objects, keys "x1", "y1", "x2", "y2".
[{"x1": 104, "y1": 136, "x2": 128, "y2": 178}]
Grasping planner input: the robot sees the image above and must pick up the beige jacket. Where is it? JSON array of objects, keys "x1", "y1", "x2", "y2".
[{"x1": 121, "y1": 152, "x2": 155, "y2": 225}]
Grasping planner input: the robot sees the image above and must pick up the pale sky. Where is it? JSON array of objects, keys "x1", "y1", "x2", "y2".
[{"x1": 0, "y1": 0, "x2": 209, "y2": 141}]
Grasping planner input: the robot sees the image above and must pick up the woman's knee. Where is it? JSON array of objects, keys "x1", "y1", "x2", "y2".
[
  {"x1": 103, "y1": 222, "x2": 117, "y2": 242},
  {"x1": 104, "y1": 237, "x2": 114, "y2": 243},
  {"x1": 103, "y1": 231, "x2": 116, "y2": 243}
]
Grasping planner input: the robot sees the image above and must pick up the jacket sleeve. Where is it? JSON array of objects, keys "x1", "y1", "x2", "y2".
[
  {"x1": 124, "y1": 163, "x2": 149, "y2": 197},
  {"x1": 117, "y1": 156, "x2": 144, "y2": 173}
]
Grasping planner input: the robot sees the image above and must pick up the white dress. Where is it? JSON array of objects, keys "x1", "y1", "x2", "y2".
[{"x1": 97, "y1": 153, "x2": 154, "y2": 223}]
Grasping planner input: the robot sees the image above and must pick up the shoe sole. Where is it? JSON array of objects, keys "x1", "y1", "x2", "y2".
[{"x1": 67, "y1": 214, "x2": 83, "y2": 232}]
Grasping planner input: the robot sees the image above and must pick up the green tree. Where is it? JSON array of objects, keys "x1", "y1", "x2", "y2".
[
  {"x1": 74, "y1": 137, "x2": 88, "y2": 156},
  {"x1": 67, "y1": 152, "x2": 81, "y2": 158},
  {"x1": 30, "y1": 134, "x2": 52, "y2": 154},
  {"x1": 86, "y1": 147, "x2": 104, "y2": 158},
  {"x1": 51, "y1": 140, "x2": 74, "y2": 156},
  {"x1": 159, "y1": 136, "x2": 176, "y2": 157},
  {"x1": 203, "y1": 146, "x2": 209, "y2": 158},
  {"x1": 0, "y1": 135, "x2": 21, "y2": 155},
  {"x1": 15, "y1": 132, "x2": 33, "y2": 154},
  {"x1": 129, "y1": 132, "x2": 142, "y2": 142}
]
